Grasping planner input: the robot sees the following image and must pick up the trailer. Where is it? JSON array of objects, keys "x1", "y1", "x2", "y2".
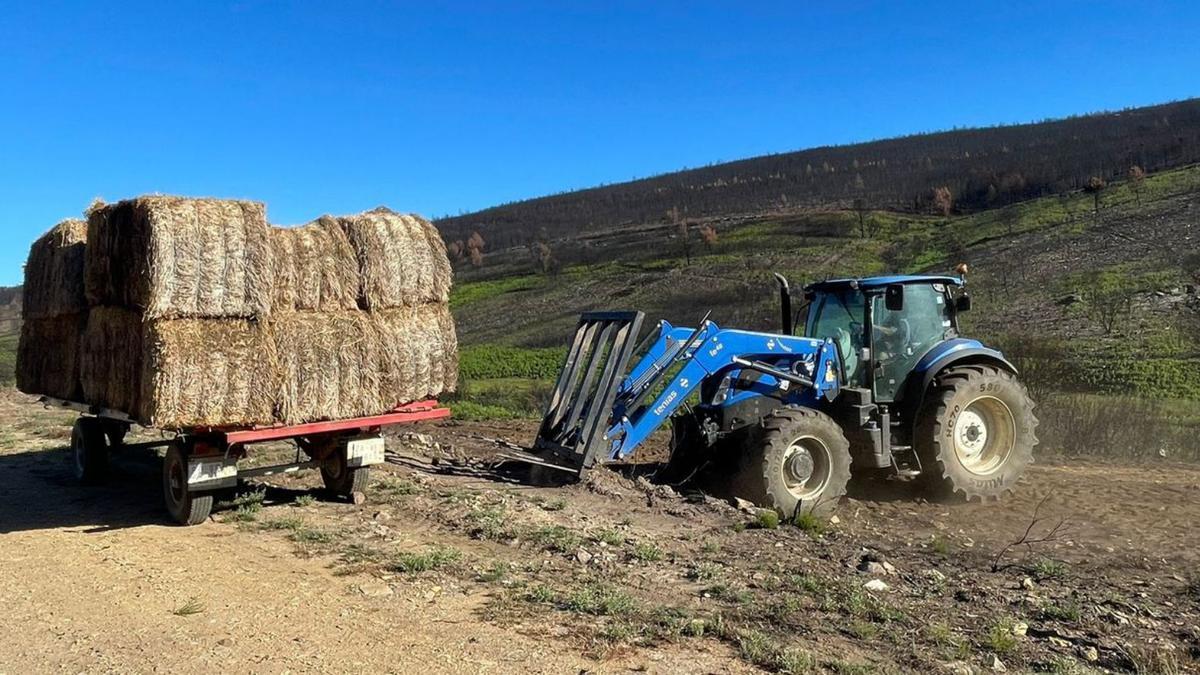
[{"x1": 41, "y1": 396, "x2": 451, "y2": 525}]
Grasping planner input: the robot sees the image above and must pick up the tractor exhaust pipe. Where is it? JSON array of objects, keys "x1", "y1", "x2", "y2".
[{"x1": 774, "y1": 273, "x2": 792, "y2": 335}]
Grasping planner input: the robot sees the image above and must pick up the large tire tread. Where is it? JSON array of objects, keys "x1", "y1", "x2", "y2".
[
  {"x1": 734, "y1": 407, "x2": 852, "y2": 520},
  {"x1": 916, "y1": 365, "x2": 1038, "y2": 502}
]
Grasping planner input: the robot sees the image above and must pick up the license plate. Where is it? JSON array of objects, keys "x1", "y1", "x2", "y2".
[
  {"x1": 187, "y1": 458, "x2": 238, "y2": 488},
  {"x1": 346, "y1": 436, "x2": 385, "y2": 467}
]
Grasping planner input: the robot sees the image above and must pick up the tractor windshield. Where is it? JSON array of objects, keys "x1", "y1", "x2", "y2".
[
  {"x1": 872, "y1": 284, "x2": 954, "y2": 401},
  {"x1": 805, "y1": 290, "x2": 866, "y2": 385}
]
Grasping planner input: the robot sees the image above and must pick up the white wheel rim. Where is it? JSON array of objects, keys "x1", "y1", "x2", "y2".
[
  {"x1": 953, "y1": 396, "x2": 1016, "y2": 475},
  {"x1": 781, "y1": 435, "x2": 832, "y2": 500}
]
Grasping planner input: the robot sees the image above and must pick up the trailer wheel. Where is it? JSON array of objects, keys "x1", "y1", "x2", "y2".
[
  {"x1": 321, "y1": 448, "x2": 370, "y2": 497},
  {"x1": 103, "y1": 421, "x2": 128, "y2": 448},
  {"x1": 733, "y1": 407, "x2": 851, "y2": 521},
  {"x1": 915, "y1": 365, "x2": 1038, "y2": 501},
  {"x1": 162, "y1": 441, "x2": 213, "y2": 526},
  {"x1": 71, "y1": 417, "x2": 109, "y2": 485}
]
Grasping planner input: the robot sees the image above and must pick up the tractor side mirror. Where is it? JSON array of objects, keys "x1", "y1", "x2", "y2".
[
  {"x1": 954, "y1": 293, "x2": 972, "y2": 313},
  {"x1": 884, "y1": 284, "x2": 904, "y2": 312}
]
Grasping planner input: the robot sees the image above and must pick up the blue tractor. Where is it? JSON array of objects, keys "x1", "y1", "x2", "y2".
[{"x1": 525, "y1": 272, "x2": 1037, "y2": 518}]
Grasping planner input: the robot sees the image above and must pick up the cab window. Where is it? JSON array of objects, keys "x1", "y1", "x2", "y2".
[
  {"x1": 871, "y1": 284, "x2": 952, "y2": 401},
  {"x1": 805, "y1": 290, "x2": 866, "y2": 386}
]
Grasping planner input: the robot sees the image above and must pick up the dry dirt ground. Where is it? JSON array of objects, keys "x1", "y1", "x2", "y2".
[{"x1": 1, "y1": 390, "x2": 1197, "y2": 674}]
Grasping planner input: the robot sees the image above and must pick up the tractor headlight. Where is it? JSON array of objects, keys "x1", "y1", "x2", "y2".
[{"x1": 713, "y1": 375, "x2": 732, "y2": 404}]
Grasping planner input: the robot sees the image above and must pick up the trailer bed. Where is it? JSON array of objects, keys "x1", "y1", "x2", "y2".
[{"x1": 42, "y1": 396, "x2": 451, "y2": 525}]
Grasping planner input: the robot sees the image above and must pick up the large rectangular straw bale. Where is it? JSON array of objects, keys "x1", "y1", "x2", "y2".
[
  {"x1": 271, "y1": 303, "x2": 458, "y2": 425},
  {"x1": 15, "y1": 313, "x2": 86, "y2": 400},
  {"x1": 141, "y1": 318, "x2": 277, "y2": 429},
  {"x1": 339, "y1": 208, "x2": 453, "y2": 308},
  {"x1": 79, "y1": 307, "x2": 144, "y2": 415},
  {"x1": 80, "y1": 307, "x2": 276, "y2": 428},
  {"x1": 85, "y1": 196, "x2": 272, "y2": 318},
  {"x1": 22, "y1": 219, "x2": 88, "y2": 320},
  {"x1": 270, "y1": 217, "x2": 360, "y2": 312}
]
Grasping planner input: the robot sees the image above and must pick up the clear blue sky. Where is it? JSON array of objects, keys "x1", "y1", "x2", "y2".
[{"x1": 2, "y1": 1, "x2": 1198, "y2": 285}]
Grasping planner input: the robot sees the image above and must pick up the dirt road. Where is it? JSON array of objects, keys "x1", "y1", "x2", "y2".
[
  {"x1": 1, "y1": 393, "x2": 1197, "y2": 673},
  {"x1": 0, "y1": 395, "x2": 742, "y2": 674}
]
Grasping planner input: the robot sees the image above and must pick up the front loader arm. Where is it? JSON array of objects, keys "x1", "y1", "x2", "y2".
[
  {"x1": 531, "y1": 312, "x2": 841, "y2": 476},
  {"x1": 604, "y1": 324, "x2": 841, "y2": 460}
]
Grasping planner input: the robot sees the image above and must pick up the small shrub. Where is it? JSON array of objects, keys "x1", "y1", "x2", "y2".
[
  {"x1": 593, "y1": 529, "x2": 625, "y2": 546},
  {"x1": 541, "y1": 497, "x2": 568, "y2": 512},
  {"x1": 704, "y1": 584, "x2": 753, "y2": 604},
  {"x1": 221, "y1": 489, "x2": 266, "y2": 521},
  {"x1": 987, "y1": 619, "x2": 1018, "y2": 655},
  {"x1": 227, "y1": 503, "x2": 260, "y2": 523},
  {"x1": 789, "y1": 574, "x2": 827, "y2": 595},
  {"x1": 529, "y1": 525, "x2": 583, "y2": 553},
  {"x1": 734, "y1": 628, "x2": 814, "y2": 673},
  {"x1": 931, "y1": 535, "x2": 951, "y2": 555},
  {"x1": 480, "y1": 561, "x2": 512, "y2": 582},
  {"x1": 526, "y1": 585, "x2": 556, "y2": 604},
  {"x1": 374, "y1": 477, "x2": 420, "y2": 497},
  {"x1": 389, "y1": 546, "x2": 462, "y2": 574},
  {"x1": 262, "y1": 515, "x2": 306, "y2": 532},
  {"x1": 466, "y1": 505, "x2": 513, "y2": 541},
  {"x1": 926, "y1": 622, "x2": 971, "y2": 661},
  {"x1": 172, "y1": 597, "x2": 205, "y2": 616},
  {"x1": 793, "y1": 512, "x2": 826, "y2": 537},
  {"x1": 1040, "y1": 600, "x2": 1081, "y2": 622},
  {"x1": 752, "y1": 510, "x2": 780, "y2": 530},
  {"x1": 1033, "y1": 558, "x2": 1068, "y2": 580},
  {"x1": 847, "y1": 620, "x2": 878, "y2": 640},
  {"x1": 340, "y1": 543, "x2": 388, "y2": 565},
  {"x1": 563, "y1": 584, "x2": 636, "y2": 616},
  {"x1": 631, "y1": 542, "x2": 664, "y2": 562},
  {"x1": 293, "y1": 494, "x2": 317, "y2": 508},
  {"x1": 686, "y1": 562, "x2": 720, "y2": 581},
  {"x1": 290, "y1": 526, "x2": 335, "y2": 545}
]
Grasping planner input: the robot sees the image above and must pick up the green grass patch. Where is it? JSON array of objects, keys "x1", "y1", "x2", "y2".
[
  {"x1": 1032, "y1": 558, "x2": 1068, "y2": 580},
  {"x1": 562, "y1": 584, "x2": 637, "y2": 616},
  {"x1": 171, "y1": 597, "x2": 205, "y2": 616},
  {"x1": 630, "y1": 542, "x2": 664, "y2": 562},
  {"x1": 986, "y1": 618, "x2": 1019, "y2": 655},
  {"x1": 450, "y1": 274, "x2": 544, "y2": 309},
  {"x1": 0, "y1": 331, "x2": 16, "y2": 386},
  {"x1": 592, "y1": 528, "x2": 626, "y2": 546},
  {"x1": 458, "y1": 345, "x2": 565, "y2": 380},
  {"x1": 388, "y1": 546, "x2": 462, "y2": 574},
  {"x1": 529, "y1": 525, "x2": 583, "y2": 554}
]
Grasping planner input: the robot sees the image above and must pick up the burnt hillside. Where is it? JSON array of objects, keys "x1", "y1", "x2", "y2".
[{"x1": 437, "y1": 98, "x2": 1200, "y2": 249}]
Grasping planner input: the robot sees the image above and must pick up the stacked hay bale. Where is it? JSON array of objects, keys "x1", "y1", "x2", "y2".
[
  {"x1": 16, "y1": 219, "x2": 89, "y2": 400},
  {"x1": 18, "y1": 195, "x2": 456, "y2": 430},
  {"x1": 270, "y1": 208, "x2": 457, "y2": 424},
  {"x1": 80, "y1": 196, "x2": 278, "y2": 428}
]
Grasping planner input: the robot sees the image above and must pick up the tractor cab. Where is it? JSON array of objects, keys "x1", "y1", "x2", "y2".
[{"x1": 798, "y1": 276, "x2": 970, "y2": 402}]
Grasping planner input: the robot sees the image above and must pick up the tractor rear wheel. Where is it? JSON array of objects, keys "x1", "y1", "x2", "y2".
[
  {"x1": 915, "y1": 365, "x2": 1037, "y2": 501},
  {"x1": 733, "y1": 407, "x2": 851, "y2": 520}
]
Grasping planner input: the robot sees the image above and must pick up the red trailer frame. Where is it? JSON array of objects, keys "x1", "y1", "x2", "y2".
[{"x1": 42, "y1": 396, "x2": 451, "y2": 525}]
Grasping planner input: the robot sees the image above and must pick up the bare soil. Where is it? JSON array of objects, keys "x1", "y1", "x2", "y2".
[{"x1": 1, "y1": 391, "x2": 1197, "y2": 673}]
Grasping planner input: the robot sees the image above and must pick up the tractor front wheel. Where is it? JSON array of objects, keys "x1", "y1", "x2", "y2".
[
  {"x1": 915, "y1": 365, "x2": 1038, "y2": 501},
  {"x1": 733, "y1": 408, "x2": 852, "y2": 520}
]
